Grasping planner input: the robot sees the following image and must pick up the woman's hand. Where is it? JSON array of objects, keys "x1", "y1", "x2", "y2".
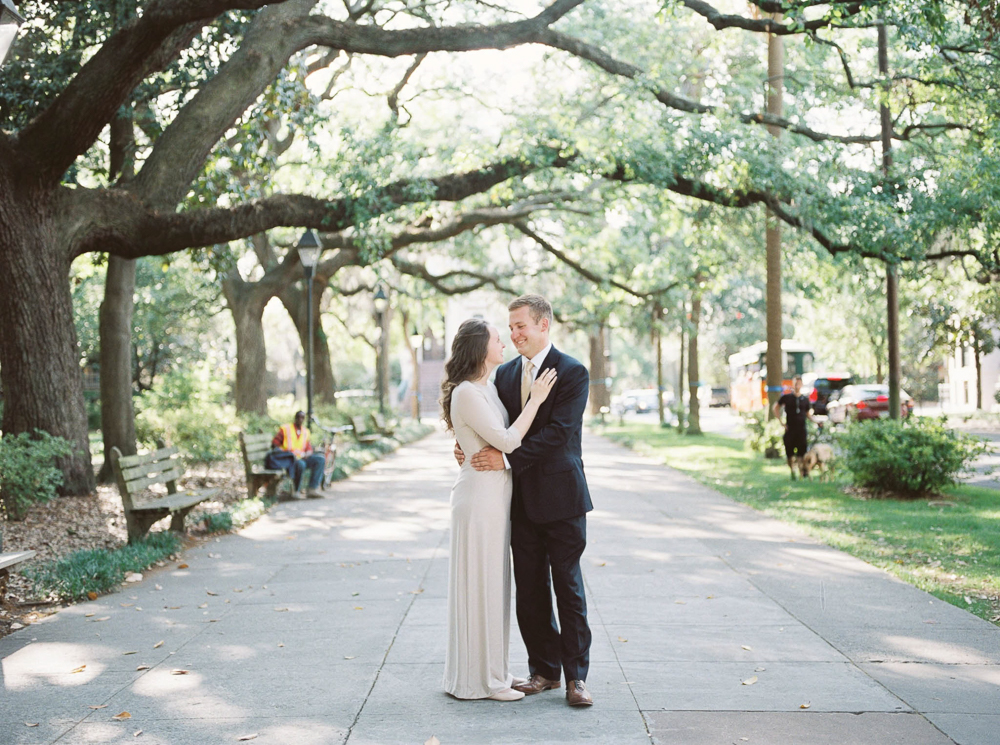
[{"x1": 530, "y1": 368, "x2": 558, "y2": 404}]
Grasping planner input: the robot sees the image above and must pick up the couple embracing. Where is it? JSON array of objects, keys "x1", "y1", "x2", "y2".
[{"x1": 439, "y1": 294, "x2": 594, "y2": 706}]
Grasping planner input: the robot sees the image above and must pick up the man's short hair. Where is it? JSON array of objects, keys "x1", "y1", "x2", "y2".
[
  {"x1": 295, "y1": 410, "x2": 306, "y2": 418},
  {"x1": 508, "y1": 294, "x2": 553, "y2": 325}
]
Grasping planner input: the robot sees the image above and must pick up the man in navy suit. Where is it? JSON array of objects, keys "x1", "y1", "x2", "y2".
[{"x1": 465, "y1": 294, "x2": 594, "y2": 706}]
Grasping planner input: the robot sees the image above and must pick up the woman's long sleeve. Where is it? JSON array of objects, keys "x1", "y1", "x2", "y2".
[{"x1": 453, "y1": 385, "x2": 522, "y2": 453}]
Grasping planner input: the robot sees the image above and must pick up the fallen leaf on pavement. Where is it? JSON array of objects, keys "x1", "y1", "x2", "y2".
[
  {"x1": 237, "y1": 734, "x2": 259, "y2": 741},
  {"x1": 353, "y1": 606, "x2": 363, "y2": 610},
  {"x1": 122, "y1": 651, "x2": 137, "y2": 656},
  {"x1": 742, "y1": 676, "x2": 758, "y2": 686},
  {"x1": 208, "y1": 553, "x2": 221, "y2": 558},
  {"x1": 170, "y1": 669, "x2": 189, "y2": 675},
  {"x1": 800, "y1": 702, "x2": 811, "y2": 709},
  {"x1": 754, "y1": 667, "x2": 766, "y2": 672},
  {"x1": 199, "y1": 603, "x2": 208, "y2": 609},
  {"x1": 136, "y1": 665, "x2": 150, "y2": 671},
  {"x1": 85, "y1": 613, "x2": 95, "y2": 618},
  {"x1": 344, "y1": 656, "x2": 355, "y2": 660},
  {"x1": 206, "y1": 590, "x2": 218, "y2": 596},
  {"x1": 274, "y1": 608, "x2": 289, "y2": 612},
  {"x1": 617, "y1": 636, "x2": 628, "y2": 643},
  {"x1": 154, "y1": 584, "x2": 162, "y2": 591},
  {"x1": 89, "y1": 705, "x2": 108, "y2": 710},
  {"x1": 93, "y1": 617, "x2": 111, "y2": 622},
  {"x1": 87, "y1": 592, "x2": 98, "y2": 601},
  {"x1": 674, "y1": 600, "x2": 686, "y2": 605},
  {"x1": 741, "y1": 645, "x2": 752, "y2": 651},
  {"x1": 71, "y1": 665, "x2": 87, "y2": 674},
  {"x1": 125, "y1": 573, "x2": 143, "y2": 582},
  {"x1": 278, "y1": 643, "x2": 285, "y2": 648},
  {"x1": 134, "y1": 729, "x2": 143, "y2": 737},
  {"x1": 153, "y1": 641, "x2": 164, "y2": 649},
  {"x1": 25, "y1": 722, "x2": 39, "y2": 727},
  {"x1": 177, "y1": 564, "x2": 189, "y2": 569},
  {"x1": 112, "y1": 712, "x2": 131, "y2": 721}
]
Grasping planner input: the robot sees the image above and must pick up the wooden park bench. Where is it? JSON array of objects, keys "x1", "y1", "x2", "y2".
[
  {"x1": 238, "y1": 431, "x2": 290, "y2": 499},
  {"x1": 369, "y1": 412, "x2": 395, "y2": 437},
  {"x1": 349, "y1": 415, "x2": 381, "y2": 444},
  {"x1": 109, "y1": 446, "x2": 217, "y2": 543},
  {"x1": 0, "y1": 550, "x2": 36, "y2": 602}
]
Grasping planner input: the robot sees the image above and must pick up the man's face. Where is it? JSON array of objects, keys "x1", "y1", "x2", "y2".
[
  {"x1": 508, "y1": 305, "x2": 549, "y2": 359},
  {"x1": 793, "y1": 378, "x2": 803, "y2": 395},
  {"x1": 294, "y1": 413, "x2": 306, "y2": 428}
]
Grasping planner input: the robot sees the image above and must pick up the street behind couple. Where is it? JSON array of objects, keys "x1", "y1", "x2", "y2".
[{"x1": 440, "y1": 294, "x2": 594, "y2": 706}]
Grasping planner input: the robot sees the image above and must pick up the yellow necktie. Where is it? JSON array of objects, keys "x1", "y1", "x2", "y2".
[{"x1": 520, "y1": 360, "x2": 534, "y2": 409}]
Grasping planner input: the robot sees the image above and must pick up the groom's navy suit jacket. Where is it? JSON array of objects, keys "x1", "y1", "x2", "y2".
[{"x1": 495, "y1": 345, "x2": 593, "y2": 524}]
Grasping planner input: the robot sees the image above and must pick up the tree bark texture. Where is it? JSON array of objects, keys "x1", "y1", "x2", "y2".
[
  {"x1": 0, "y1": 178, "x2": 95, "y2": 495},
  {"x1": 878, "y1": 18, "x2": 902, "y2": 421},
  {"x1": 765, "y1": 15, "x2": 784, "y2": 420},
  {"x1": 678, "y1": 308, "x2": 686, "y2": 432},
  {"x1": 588, "y1": 325, "x2": 610, "y2": 417},
  {"x1": 687, "y1": 289, "x2": 702, "y2": 435},
  {"x1": 223, "y1": 275, "x2": 270, "y2": 415},
  {"x1": 97, "y1": 256, "x2": 138, "y2": 483},
  {"x1": 279, "y1": 280, "x2": 337, "y2": 405}
]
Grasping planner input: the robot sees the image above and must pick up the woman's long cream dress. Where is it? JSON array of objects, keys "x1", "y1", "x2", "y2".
[{"x1": 443, "y1": 380, "x2": 522, "y2": 699}]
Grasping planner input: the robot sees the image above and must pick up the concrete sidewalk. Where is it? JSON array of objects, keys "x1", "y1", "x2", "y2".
[{"x1": 2, "y1": 430, "x2": 998, "y2": 745}]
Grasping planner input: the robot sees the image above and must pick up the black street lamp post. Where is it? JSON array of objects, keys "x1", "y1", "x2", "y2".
[{"x1": 296, "y1": 230, "x2": 322, "y2": 424}]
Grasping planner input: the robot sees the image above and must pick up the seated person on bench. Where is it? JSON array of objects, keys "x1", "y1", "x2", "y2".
[{"x1": 269, "y1": 411, "x2": 326, "y2": 499}]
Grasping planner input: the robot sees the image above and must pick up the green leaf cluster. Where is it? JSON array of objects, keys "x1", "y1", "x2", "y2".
[
  {"x1": 0, "y1": 431, "x2": 74, "y2": 521},
  {"x1": 836, "y1": 417, "x2": 992, "y2": 496}
]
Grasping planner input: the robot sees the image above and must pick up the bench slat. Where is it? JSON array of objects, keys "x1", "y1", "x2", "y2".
[
  {"x1": 242, "y1": 433, "x2": 273, "y2": 445},
  {"x1": 131, "y1": 490, "x2": 217, "y2": 513},
  {"x1": 117, "y1": 446, "x2": 180, "y2": 469},
  {"x1": 124, "y1": 467, "x2": 186, "y2": 494},
  {"x1": 0, "y1": 551, "x2": 37, "y2": 572},
  {"x1": 121, "y1": 457, "x2": 183, "y2": 482}
]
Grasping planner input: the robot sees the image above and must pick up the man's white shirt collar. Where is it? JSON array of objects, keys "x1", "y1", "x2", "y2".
[{"x1": 522, "y1": 343, "x2": 552, "y2": 377}]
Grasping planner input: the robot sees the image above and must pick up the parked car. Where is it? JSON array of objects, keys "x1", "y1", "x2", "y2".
[
  {"x1": 622, "y1": 389, "x2": 661, "y2": 414},
  {"x1": 709, "y1": 387, "x2": 730, "y2": 407},
  {"x1": 826, "y1": 384, "x2": 914, "y2": 423},
  {"x1": 801, "y1": 372, "x2": 854, "y2": 415}
]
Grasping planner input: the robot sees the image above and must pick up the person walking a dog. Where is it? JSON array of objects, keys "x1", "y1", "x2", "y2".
[{"x1": 773, "y1": 376, "x2": 817, "y2": 480}]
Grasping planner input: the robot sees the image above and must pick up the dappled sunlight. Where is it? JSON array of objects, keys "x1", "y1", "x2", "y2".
[
  {"x1": 879, "y1": 635, "x2": 995, "y2": 665},
  {"x1": 3, "y1": 642, "x2": 107, "y2": 688},
  {"x1": 130, "y1": 668, "x2": 247, "y2": 719}
]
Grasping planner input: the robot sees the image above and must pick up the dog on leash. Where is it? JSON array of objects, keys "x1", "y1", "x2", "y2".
[{"x1": 802, "y1": 443, "x2": 835, "y2": 480}]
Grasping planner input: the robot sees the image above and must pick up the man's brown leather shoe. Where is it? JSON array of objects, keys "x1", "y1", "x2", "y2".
[
  {"x1": 566, "y1": 680, "x2": 593, "y2": 706},
  {"x1": 512, "y1": 674, "x2": 560, "y2": 695}
]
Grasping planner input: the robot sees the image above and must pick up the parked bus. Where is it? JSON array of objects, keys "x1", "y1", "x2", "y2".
[{"x1": 728, "y1": 341, "x2": 816, "y2": 413}]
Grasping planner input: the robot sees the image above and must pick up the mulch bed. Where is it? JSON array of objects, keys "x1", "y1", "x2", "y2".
[{"x1": 1, "y1": 456, "x2": 251, "y2": 639}]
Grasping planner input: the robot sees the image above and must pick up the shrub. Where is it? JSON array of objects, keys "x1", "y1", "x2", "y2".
[
  {"x1": 24, "y1": 532, "x2": 181, "y2": 601},
  {"x1": 0, "y1": 430, "x2": 74, "y2": 521},
  {"x1": 836, "y1": 416, "x2": 991, "y2": 497},
  {"x1": 741, "y1": 412, "x2": 785, "y2": 459},
  {"x1": 136, "y1": 365, "x2": 238, "y2": 466}
]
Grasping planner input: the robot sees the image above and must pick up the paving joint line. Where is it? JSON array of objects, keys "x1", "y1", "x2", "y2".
[{"x1": 342, "y1": 529, "x2": 448, "y2": 743}]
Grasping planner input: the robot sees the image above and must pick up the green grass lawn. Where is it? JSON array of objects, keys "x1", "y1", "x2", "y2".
[{"x1": 597, "y1": 422, "x2": 1000, "y2": 627}]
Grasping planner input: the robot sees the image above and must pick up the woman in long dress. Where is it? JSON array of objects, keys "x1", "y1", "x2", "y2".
[{"x1": 439, "y1": 318, "x2": 557, "y2": 701}]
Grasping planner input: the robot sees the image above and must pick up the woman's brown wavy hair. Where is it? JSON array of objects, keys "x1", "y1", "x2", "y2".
[{"x1": 439, "y1": 318, "x2": 491, "y2": 432}]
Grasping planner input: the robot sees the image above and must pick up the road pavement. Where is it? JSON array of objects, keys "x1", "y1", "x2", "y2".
[{"x1": 2, "y1": 429, "x2": 998, "y2": 744}]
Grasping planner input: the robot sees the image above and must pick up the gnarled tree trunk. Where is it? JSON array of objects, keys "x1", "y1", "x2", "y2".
[
  {"x1": 0, "y1": 177, "x2": 95, "y2": 495},
  {"x1": 97, "y1": 256, "x2": 138, "y2": 482},
  {"x1": 279, "y1": 280, "x2": 337, "y2": 406},
  {"x1": 223, "y1": 273, "x2": 270, "y2": 415}
]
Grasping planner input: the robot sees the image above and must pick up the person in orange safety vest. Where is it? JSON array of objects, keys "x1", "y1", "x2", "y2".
[{"x1": 271, "y1": 410, "x2": 326, "y2": 498}]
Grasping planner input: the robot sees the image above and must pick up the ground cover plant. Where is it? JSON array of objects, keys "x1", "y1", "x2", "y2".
[
  {"x1": 24, "y1": 532, "x2": 182, "y2": 602},
  {"x1": 597, "y1": 422, "x2": 1000, "y2": 626}
]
